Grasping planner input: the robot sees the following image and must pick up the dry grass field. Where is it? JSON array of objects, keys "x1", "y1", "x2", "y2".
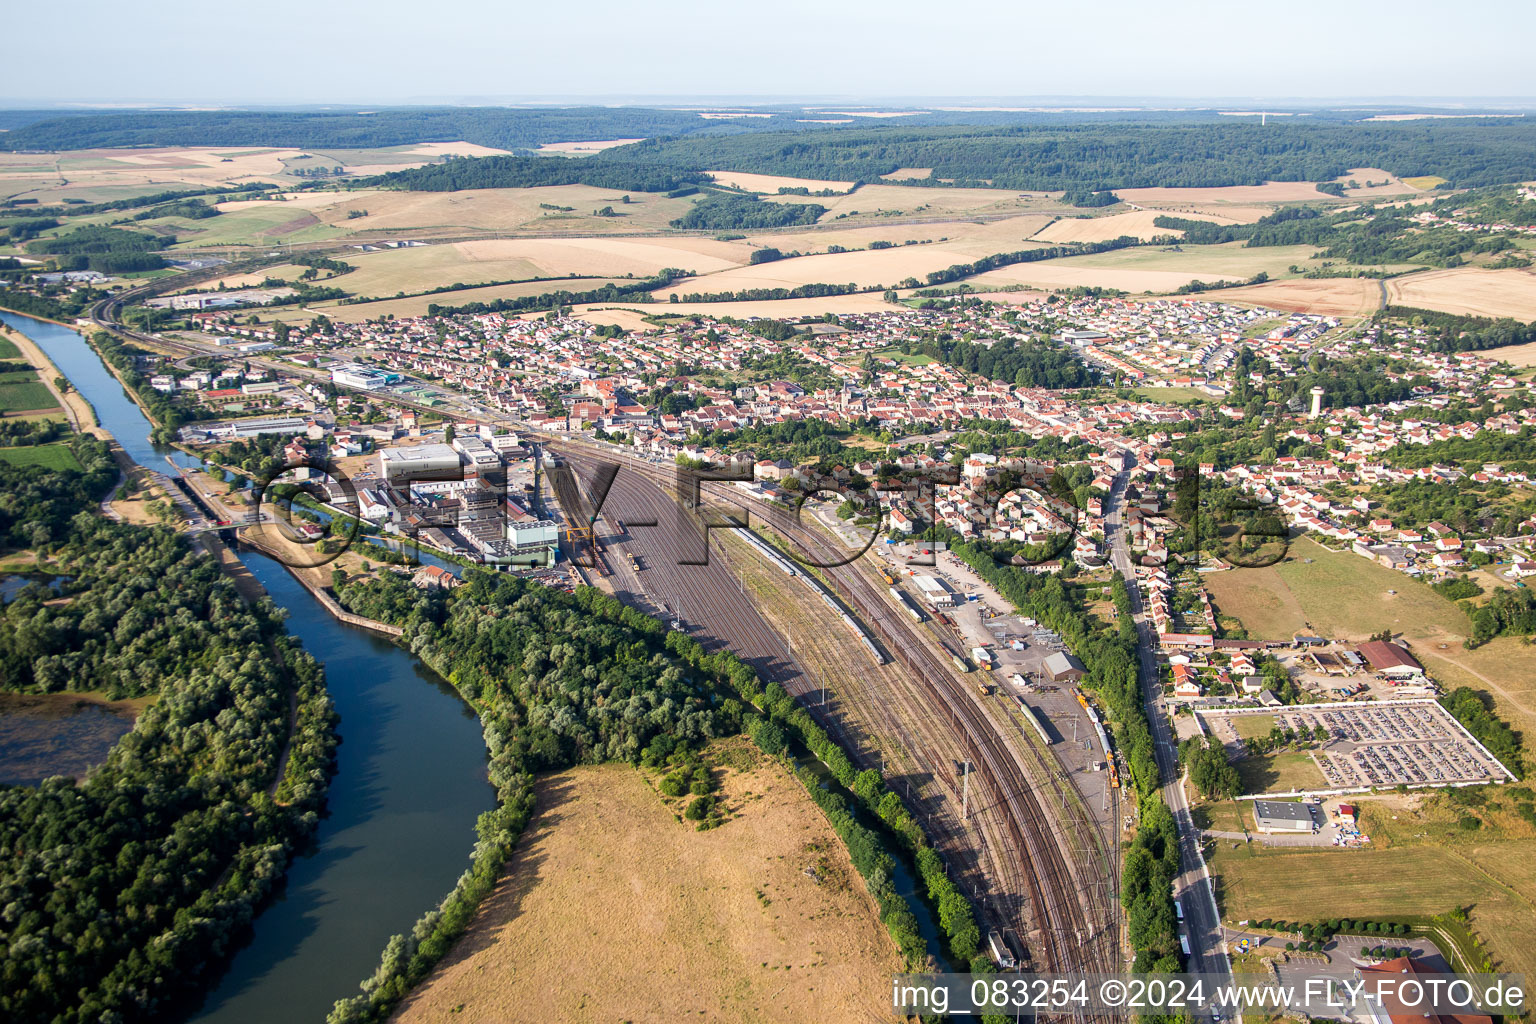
[
  {"x1": 1210, "y1": 537, "x2": 1471, "y2": 643},
  {"x1": 1233, "y1": 750, "x2": 1327, "y2": 794},
  {"x1": 389, "y1": 752, "x2": 899, "y2": 1024},
  {"x1": 337, "y1": 237, "x2": 753, "y2": 297},
  {"x1": 1208, "y1": 841, "x2": 1536, "y2": 981},
  {"x1": 1385, "y1": 267, "x2": 1536, "y2": 321},
  {"x1": 1202, "y1": 278, "x2": 1385, "y2": 315},
  {"x1": 1030, "y1": 209, "x2": 1245, "y2": 244},
  {"x1": 1414, "y1": 638, "x2": 1536, "y2": 759},
  {"x1": 881, "y1": 167, "x2": 933, "y2": 180}
]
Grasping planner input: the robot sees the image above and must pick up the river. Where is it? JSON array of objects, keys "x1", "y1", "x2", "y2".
[{"x1": 0, "y1": 312, "x2": 497, "y2": 1022}]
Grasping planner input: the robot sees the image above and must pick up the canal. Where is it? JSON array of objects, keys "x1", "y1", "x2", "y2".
[{"x1": 0, "y1": 312, "x2": 496, "y2": 1022}]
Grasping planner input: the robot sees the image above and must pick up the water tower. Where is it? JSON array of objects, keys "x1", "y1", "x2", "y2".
[{"x1": 1309, "y1": 386, "x2": 1325, "y2": 419}]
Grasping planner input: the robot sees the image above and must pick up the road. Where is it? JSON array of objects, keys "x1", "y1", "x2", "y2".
[{"x1": 1104, "y1": 465, "x2": 1236, "y2": 1008}]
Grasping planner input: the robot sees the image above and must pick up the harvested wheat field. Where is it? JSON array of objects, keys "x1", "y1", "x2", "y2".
[
  {"x1": 1326, "y1": 168, "x2": 1418, "y2": 198},
  {"x1": 962, "y1": 263, "x2": 1234, "y2": 293},
  {"x1": 338, "y1": 237, "x2": 752, "y2": 297},
  {"x1": 1117, "y1": 181, "x2": 1346, "y2": 206},
  {"x1": 1190, "y1": 277, "x2": 1384, "y2": 315},
  {"x1": 746, "y1": 214, "x2": 1056, "y2": 257},
  {"x1": 1030, "y1": 209, "x2": 1243, "y2": 244},
  {"x1": 881, "y1": 167, "x2": 933, "y2": 180},
  {"x1": 1480, "y1": 340, "x2": 1536, "y2": 367},
  {"x1": 956, "y1": 241, "x2": 1321, "y2": 295},
  {"x1": 389, "y1": 751, "x2": 899, "y2": 1024},
  {"x1": 1386, "y1": 267, "x2": 1536, "y2": 321},
  {"x1": 266, "y1": 277, "x2": 633, "y2": 323},
  {"x1": 765, "y1": 182, "x2": 1059, "y2": 221},
  {"x1": 709, "y1": 170, "x2": 857, "y2": 194},
  {"x1": 536, "y1": 138, "x2": 646, "y2": 155},
  {"x1": 571, "y1": 292, "x2": 900, "y2": 331},
  {"x1": 654, "y1": 241, "x2": 1038, "y2": 296}
]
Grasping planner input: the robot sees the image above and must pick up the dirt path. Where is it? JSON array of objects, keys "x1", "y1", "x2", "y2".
[{"x1": 1417, "y1": 646, "x2": 1536, "y2": 719}]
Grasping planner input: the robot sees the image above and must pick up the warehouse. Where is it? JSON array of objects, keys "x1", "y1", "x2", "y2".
[
  {"x1": 379, "y1": 443, "x2": 462, "y2": 485},
  {"x1": 911, "y1": 574, "x2": 956, "y2": 607},
  {"x1": 331, "y1": 363, "x2": 402, "y2": 390},
  {"x1": 1357, "y1": 640, "x2": 1423, "y2": 678},
  {"x1": 1251, "y1": 800, "x2": 1317, "y2": 833},
  {"x1": 1043, "y1": 651, "x2": 1086, "y2": 683}
]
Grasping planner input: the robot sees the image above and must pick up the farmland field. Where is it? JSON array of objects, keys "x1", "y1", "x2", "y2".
[
  {"x1": 1385, "y1": 267, "x2": 1536, "y2": 321},
  {"x1": 0, "y1": 375, "x2": 59, "y2": 413},
  {"x1": 337, "y1": 237, "x2": 752, "y2": 298},
  {"x1": 0, "y1": 443, "x2": 83, "y2": 471},
  {"x1": 1208, "y1": 839, "x2": 1536, "y2": 982},
  {"x1": 1482, "y1": 340, "x2": 1536, "y2": 367},
  {"x1": 708, "y1": 170, "x2": 857, "y2": 193},
  {"x1": 263, "y1": 277, "x2": 636, "y2": 323},
  {"x1": 1201, "y1": 277, "x2": 1385, "y2": 315},
  {"x1": 654, "y1": 241, "x2": 1047, "y2": 296},
  {"x1": 570, "y1": 292, "x2": 901, "y2": 331},
  {"x1": 745, "y1": 214, "x2": 1057, "y2": 258},
  {"x1": 1030, "y1": 209, "x2": 1245, "y2": 244},
  {"x1": 762, "y1": 181, "x2": 1066, "y2": 221},
  {"x1": 0, "y1": 337, "x2": 20, "y2": 359},
  {"x1": 390, "y1": 751, "x2": 899, "y2": 1024}
]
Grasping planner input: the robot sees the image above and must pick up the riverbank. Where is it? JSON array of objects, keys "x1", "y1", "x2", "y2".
[{"x1": 0, "y1": 318, "x2": 100, "y2": 434}]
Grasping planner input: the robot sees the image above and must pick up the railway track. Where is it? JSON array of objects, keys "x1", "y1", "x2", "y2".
[{"x1": 552, "y1": 441, "x2": 1121, "y2": 991}]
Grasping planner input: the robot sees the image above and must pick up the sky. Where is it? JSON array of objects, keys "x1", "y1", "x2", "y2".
[{"x1": 7, "y1": 0, "x2": 1536, "y2": 106}]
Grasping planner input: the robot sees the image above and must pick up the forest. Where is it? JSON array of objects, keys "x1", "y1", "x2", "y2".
[
  {"x1": 604, "y1": 120, "x2": 1536, "y2": 190},
  {"x1": 1379, "y1": 306, "x2": 1536, "y2": 354},
  {"x1": 667, "y1": 194, "x2": 826, "y2": 230},
  {"x1": 898, "y1": 333, "x2": 1099, "y2": 389},
  {"x1": 25, "y1": 226, "x2": 170, "y2": 274},
  {"x1": 366, "y1": 154, "x2": 707, "y2": 193},
  {"x1": 1155, "y1": 206, "x2": 1518, "y2": 267},
  {"x1": 0, "y1": 495, "x2": 337, "y2": 1023}
]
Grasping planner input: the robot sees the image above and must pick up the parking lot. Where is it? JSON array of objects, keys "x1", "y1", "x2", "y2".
[{"x1": 1203, "y1": 700, "x2": 1516, "y2": 793}]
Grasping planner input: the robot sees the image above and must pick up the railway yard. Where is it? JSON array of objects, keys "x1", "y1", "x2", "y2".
[{"x1": 547, "y1": 439, "x2": 1124, "y2": 985}]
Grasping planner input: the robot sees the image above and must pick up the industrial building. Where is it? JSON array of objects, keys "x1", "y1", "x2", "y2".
[
  {"x1": 331, "y1": 363, "x2": 402, "y2": 390},
  {"x1": 379, "y1": 443, "x2": 462, "y2": 485},
  {"x1": 911, "y1": 574, "x2": 956, "y2": 607},
  {"x1": 1251, "y1": 800, "x2": 1317, "y2": 833},
  {"x1": 1357, "y1": 640, "x2": 1424, "y2": 677},
  {"x1": 1043, "y1": 651, "x2": 1086, "y2": 683}
]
